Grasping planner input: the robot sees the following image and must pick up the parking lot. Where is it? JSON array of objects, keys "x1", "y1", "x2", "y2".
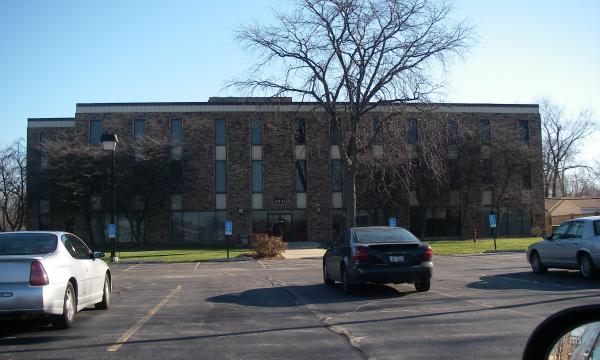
[{"x1": 1, "y1": 253, "x2": 599, "y2": 359}]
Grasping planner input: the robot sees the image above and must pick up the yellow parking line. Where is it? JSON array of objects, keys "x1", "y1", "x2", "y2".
[{"x1": 107, "y1": 285, "x2": 182, "y2": 352}]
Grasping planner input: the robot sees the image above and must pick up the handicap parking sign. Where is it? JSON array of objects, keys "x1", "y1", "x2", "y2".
[
  {"x1": 225, "y1": 221, "x2": 233, "y2": 236},
  {"x1": 388, "y1": 218, "x2": 397, "y2": 227},
  {"x1": 108, "y1": 223, "x2": 116, "y2": 239}
]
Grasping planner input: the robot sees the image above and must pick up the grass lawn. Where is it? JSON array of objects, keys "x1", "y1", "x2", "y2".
[
  {"x1": 99, "y1": 246, "x2": 253, "y2": 263},
  {"x1": 425, "y1": 237, "x2": 542, "y2": 255}
]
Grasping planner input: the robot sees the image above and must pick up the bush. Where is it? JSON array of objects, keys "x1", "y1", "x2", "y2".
[
  {"x1": 253, "y1": 233, "x2": 287, "y2": 258},
  {"x1": 530, "y1": 226, "x2": 543, "y2": 237}
]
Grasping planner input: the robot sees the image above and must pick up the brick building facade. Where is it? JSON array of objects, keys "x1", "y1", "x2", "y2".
[{"x1": 26, "y1": 99, "x2": 544, "y2": 245}]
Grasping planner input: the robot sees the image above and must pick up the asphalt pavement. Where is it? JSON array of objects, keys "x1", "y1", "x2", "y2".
[{"x1": 1, "y1": 253, "x2": 599, "y2": 359}]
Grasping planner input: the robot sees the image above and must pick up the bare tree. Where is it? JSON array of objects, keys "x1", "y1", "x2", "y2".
[
  {"x1": 0, "y1": 139, "x2": 27, "y2": 231},
  {"x1": 541, "y1": 99, "x2": 596, "y2": 198},
  {"x1": 234, "y1": 0, "x2": 473, "y2": 227}
]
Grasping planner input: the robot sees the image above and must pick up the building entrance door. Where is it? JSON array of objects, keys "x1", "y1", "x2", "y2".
[{"x1": 267, "y1": 214, "x2": 292, "y2": 242}]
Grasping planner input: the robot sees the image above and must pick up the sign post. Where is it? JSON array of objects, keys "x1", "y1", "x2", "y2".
[
  {"x1": 489, "y1": 211, "x2": 497, "y2": 250},
  {"x1": 224, "y1": 221, "x2": 233, "y2": 259},
  {"x1": 388, "y1": 218, "x2": 397, "y2": 227}
]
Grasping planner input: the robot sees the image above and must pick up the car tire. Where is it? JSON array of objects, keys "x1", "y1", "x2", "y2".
[
  {"x1": 323, "y1": 262, "x2": 335, "y2": 286},
  {"x1": 341, "y1": 266, "x2": 354, "y2": 295},
  {"x1": 414, "y1": 278, "x2": 431, "y2": 292},
  {"x1": 53, "y1": 282, "x2": 76, "y2": 329},
  {"x1": 530, "y1": 252, "x2": 548, "y2": 274},
  {"x1": 579, "y1": 254, "x2": 597, "y2": 279},
  {"x1": 95, "y1": 273, "x2": 111, "y2": 310}
]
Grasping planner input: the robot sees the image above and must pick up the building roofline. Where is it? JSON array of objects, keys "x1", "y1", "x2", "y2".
[
  {"x1": 76, "y1": 101, "x2": 539, "y2": 108},
  {"x1": 27, "y1": 118, "x2": 75, "y2": 128},
  {"x1": 28, "y1": 117, "x2": 75, "y2": 121}
]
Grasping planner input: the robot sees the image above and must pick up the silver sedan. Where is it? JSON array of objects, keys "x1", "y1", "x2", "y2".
[
  {"x1": 0, "y1": 231, "x2": 111, "y2": 328},
  {"x1": 527, "y1": 216, "x2": 600, "y2": 279}
]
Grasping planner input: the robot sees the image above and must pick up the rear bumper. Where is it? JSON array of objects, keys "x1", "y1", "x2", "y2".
[
  {"x1": 351, "y1": 262, "x2": 433, "y2": 284},
  {"x1": 0, "y1": 282, "x2": 66, "y2": 316}
]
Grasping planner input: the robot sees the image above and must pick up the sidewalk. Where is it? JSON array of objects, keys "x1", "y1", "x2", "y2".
[{"x1": 282, "y1": 242, "x2": 326, "y2": 259}]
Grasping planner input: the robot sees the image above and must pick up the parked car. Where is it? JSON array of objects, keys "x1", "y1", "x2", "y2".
[
  {"x1": 0, "y1": 231, "x2": 111, "y2": 328},
  {"x1": 323, "y1": 226, "x2": 433, "y2": 294},
  {"x1": 527, "y1": 216, "x2": 600, "y2": 279}
]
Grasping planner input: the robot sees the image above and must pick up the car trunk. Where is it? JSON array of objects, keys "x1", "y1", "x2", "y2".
[
  {"x1": 0, "y1": 257, "x2": 41, "y2": 284},
  {"x1": 360, "y1": 243, "x2": 424, "y2": 266}
]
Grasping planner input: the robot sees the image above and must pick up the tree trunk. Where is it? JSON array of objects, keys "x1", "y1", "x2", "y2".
[{"x1": 343, "y1": 171, "x2": 357, "y2": 228}]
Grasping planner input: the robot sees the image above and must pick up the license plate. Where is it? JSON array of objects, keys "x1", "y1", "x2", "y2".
[{"x1": 389, "y1": 255, "x2": 404, "y2": 263}]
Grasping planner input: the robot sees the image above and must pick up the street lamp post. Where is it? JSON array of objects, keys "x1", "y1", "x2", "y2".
[{"x1": 101, "y1": 133, "x2": 119, "y2": 263}]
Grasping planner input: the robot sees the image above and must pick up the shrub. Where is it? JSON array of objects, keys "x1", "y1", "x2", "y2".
[
  {"x1": 530, "y1": 226, "x2": 543, "y2": 237},
  {"x1": 253, "y1": 233, "x2": 287, "y2": 258}
]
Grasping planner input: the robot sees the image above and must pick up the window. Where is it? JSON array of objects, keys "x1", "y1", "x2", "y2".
[
  {"x1": 373, "y1": 119, "x2": 383, "y2": 145},
  {"x1": 594, "y1": 221, "x2": 600, "y2": 236},
  {"x1": 518, "y1": 120, "x2": 529, "y2": 143},
  {"x1": 482, "y1": 159, "x2": 492, "y2": 188},
  {"x1": 90, "y1": 120, "x2": 102, "y2": 145},
  {"x1": 522, "y1": 163, "x2": 531, "y2": 190},
  {"x1": 565, "y1": 222, "x2": 585, "y2": 239},
  {"x1": 251, "y1": 119, "x2": 262, "y2": 145},
  {"x1": 294, "y1": 119, "x2": 306, "y2": 145},
  {"x1": 407, "y1": 119, "x2": 418, "y2": 143},
  {"x1": 480, "y1": 119, "x2": 491, "y2": 143},
  {"x1": 134, "y1": 119, "x2": 145, "y2": 141},
  {"x1": 215, "y1": 160, "x2": 227, "y2": 193},
  {"x1": 252, "y1": 160, "x2": 263, "y2": 193},
  {"x1": 171, "y1": 119, "x2": 182, "y2": 144},
  {"x1": 330, "y1": 120, "x2": 340, "y2": 145},
  {"x1": 295, "y1": 160, "x2": 307, "y2": 192},
  {"x1": 215, "y1": 119, "x2": 226, "y2": 145},
  {"x1": 447, "y1": 118, "x2": 458, "y2": 145},
  {"x1": 551, "y1": 222, "x2": 570, "y2": 240},
  {"x1": 448, "y1": 159, "x2": 459, "y2": 190},
  {"x1": 331, "y1": 159, "x2": 342, "y2": 192},
  {"x1": 170, "y1": 161, "x2": 183, "y2": 194}
]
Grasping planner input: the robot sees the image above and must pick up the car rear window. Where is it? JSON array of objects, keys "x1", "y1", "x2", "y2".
[
  {"x1": 355, "y1": 228, "x2": 420, "y2": 243},
  {"x1": 0, "y1": 233, "x2": 58, "y2": 255},
  {"x1": 594, "y1": 221, "x2": 600, "y2": 237}
]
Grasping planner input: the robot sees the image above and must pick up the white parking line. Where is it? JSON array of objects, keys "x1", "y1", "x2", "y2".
[
  {"x1": 106, "y1": 284, "x2": 182, "y2": 352},
  {"x1": 124, "y1": 264, "x2": 140, "y2": 271},
  {"x1": 193, "y1": 262, "x2": 201, "y2": 271}
]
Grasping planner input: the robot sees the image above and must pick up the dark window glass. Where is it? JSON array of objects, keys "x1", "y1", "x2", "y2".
[
  {"x1": 295, "y1": 160, "x2": 307, "y2": 192},
  {"x1": 252, "y1": 160, "x2": 263, "y2": 193},
  {"x1": 519, "y1": 120, "x2": 529, "y2": 143},
  {"x1": 407, "y1": 119, "x2": 418, "y2": 143},
  {"x1": 332, "y1": 209, "x2": 346, "y2": 239},
  {"x1": 251, "y1": 119, "x2": 262, "y2": 145},
  {"x1": 215, "y1": 211, "x2": 227, "y2": 242},
  {"x1": 215, "y1": 119, "x2": 226, "y2": 145},
  {"x1": 252, "y1": 210, "x2": 268, "y2": 234},
  {"x1": 330, "y1": 120, "x2": 340, "y2": 145},
  {"x1": 215, "y1": 160, "x2": 227, "y2": 193},
  {"x1": 295, "y1": 119, "x2": 306, "y2": 145},
  {"x1": 39, "y1": 213, "x2": 49, "y2": 230},
  {"x1": 566, "y1": 222, "x2": 585, "y2": 238},
  {"x1": 594, "y1": 221, "x2": 600, "y2": 236},
  {"x1": 355, "y1": 227, "x2": 420, "y2": 243},
  {"x1": 331, "y1": 159, "x2": 342, "y2": 192},
  {"x1": 0, "y1": 233, "x2": 58, "y2": 255},
  {"x1": 447, "y1": 118, "x2": 458, "y2": 144},
  {"x1": 170, "y1": 161, "x2": 183, "y2": 194},
  {"x1": 480, "y1": 119, "x2": 491, "y2": 143},
  {"x1": 61, "y1": 235, "x2": 78, "y2": 258},
  {"x1": 482, "y1": 159, "x2": 492, "y2": 187},
  {"x1": 373, "y1": 119, "x2": 383, "y2": 145},
  {"x1": 90, "y1": 120, "x2": 102, "y2": 145},
  {"x1": 410, "y1": 158, "x2": 421, "y2": 179},
  {"x1": 292, "y1": 210, "x2": 307, "y2": 241},
  {"x1": 39, "y1": 132, "x2": 48, "y2": 145},
  {"x1": 134, "y1": 164, "x2": 145, "y2": 195},
  {"x1": 448, "y1": 159, "x2": 459, "y2": 189},
  {"x1": 171, "y1": 119, "x2": 182, "y2": 144},
  {"x1": 134, "y1": 119, "x2": 145, "y2": 141},
  {"x1": 522, "y1": 163, "x2": 531, "y2": 189},
  {"x1": 69, "y1": 235, "x2": 91, "y2": 259},
  {"x1": 171, "y1": 211, "x2": 184, "y2": 242}
]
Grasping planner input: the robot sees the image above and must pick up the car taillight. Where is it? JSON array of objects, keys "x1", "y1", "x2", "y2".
[
  {"x1": 423, "y1": 246, "x2": 433, "y2": 261},
  {"x1": 29, "y1": 260, "x2": 49, "y2": 286},
  {"x1": 352, "y1": 247, "x2": 369, "y2": 262}
]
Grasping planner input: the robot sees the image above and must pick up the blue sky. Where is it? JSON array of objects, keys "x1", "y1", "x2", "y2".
[{"x1": 1, "y1": 0, "x2": 598, "y2": 161}]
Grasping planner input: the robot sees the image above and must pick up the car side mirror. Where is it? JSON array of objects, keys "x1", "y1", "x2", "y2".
[
  {"x1": 523, "y1": 305, "x2": 600, "y2": 359},
  {"x1": 543, "y1": 233, "x2": 553, "y2": 240},
  {"x1": 92, "y1": 251, "x2": 104, "y2": 259}
]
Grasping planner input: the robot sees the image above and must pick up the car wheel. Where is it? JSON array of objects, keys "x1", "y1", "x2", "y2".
[
  {"x1": 53, "y1": 282, "x2": 76, "y2": 329},
  {"x1": 414, "y1": 278, "x2": 431, "y2": 292},
  {"x1": 323, "y1": 262, "x2": 335, "y2": 286},
  {"x1": 530, "y1": 252, "x2": 548, "y2": 274},
  {"x1": 95, "y1": 273, "x2": 111, "y2": 310},
  {"x1": 341, "y1": 266, "x2": 354, "y2": 294},
  {"x1": 579, "y1": 254, "x2": 597, "y2": 279}
]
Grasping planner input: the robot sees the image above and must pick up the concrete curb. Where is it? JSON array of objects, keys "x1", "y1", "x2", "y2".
[{"x1": 110, "y1": 256, "x2": 254, "y2": 265}]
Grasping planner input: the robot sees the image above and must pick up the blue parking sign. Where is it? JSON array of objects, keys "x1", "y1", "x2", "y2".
[
  {"x1": 489, "y1": 214, "x2": 497, "y2": 228},
  {"x1": 388, "y1": 218, "x2": 397, "y2": 227},
  {"x1": 108, "y1": 223, "x2": 116, "y2": 239},
  {"x1": 225, "y1": 221, "x2": 233, "y2": 236}
]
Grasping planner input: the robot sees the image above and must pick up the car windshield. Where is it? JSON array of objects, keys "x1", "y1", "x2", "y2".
[
  {"x1": 0, "y1": 233, "x2": 58, "y2": 255},
  {"x1": 354, "y1": 228, "x2": 420, "y2": 243}
]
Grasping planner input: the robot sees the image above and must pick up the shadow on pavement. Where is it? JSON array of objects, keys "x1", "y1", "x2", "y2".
[
  {"x1": 466, "y1": 271, "x2": 600, "y2": 291},
  {"x1": 207, "y1": 283, "x2": 410, "y2": 307}
]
